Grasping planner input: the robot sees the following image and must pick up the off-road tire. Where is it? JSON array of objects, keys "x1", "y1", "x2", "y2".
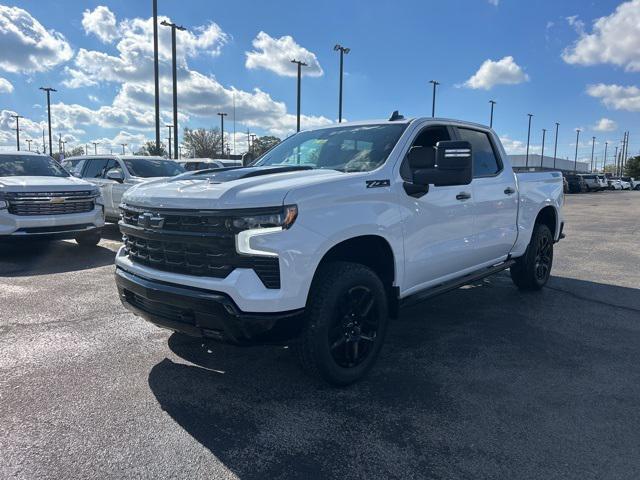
[{"x1": 510, "y1": 223, "x2": 553, "y2": 291}]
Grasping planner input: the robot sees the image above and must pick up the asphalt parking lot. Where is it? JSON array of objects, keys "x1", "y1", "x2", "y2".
[{"x1": 1, "y1": 191, "x2": 639, "y2": 480}]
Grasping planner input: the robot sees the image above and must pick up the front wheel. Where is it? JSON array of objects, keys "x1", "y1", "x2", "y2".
[
  {"x1": 510, "y1": 223, "x2": 554, "y2": 291},
  {"x1": 295, "y1": 262, "x2": 389, "y2": 386},
  {"x1": 75, "y1": 229, "x2": 101, "y2": 247}
]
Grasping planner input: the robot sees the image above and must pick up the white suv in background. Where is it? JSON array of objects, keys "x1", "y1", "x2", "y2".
[
  {"x1": 63, "y1": 155, "x2": 185, "y2": 221},
  {"x1": 0, "y1": 152, "x2": 104, "y2": 245}
]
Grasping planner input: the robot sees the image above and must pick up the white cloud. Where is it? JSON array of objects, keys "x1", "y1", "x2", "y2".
[
  {"x1": 586, "y1": 83, "x2": 640, "y2": 111},
  {"x1": 499, "y1": 135, "x2": 540, "y2": 155},
  {"x1": 566, "y1": 15, "x2": 585, "y2": 35},
  {"x1": 245, "y1": 31, "x2": 323, "y2": 77},
  {"x1": 462, "y1": 56, "x2": 529, "y2": 90},
  {"x1": 488, "y1": 0, "x2": 499, "y2": 5},
  {"x1": 563, "y1": 0, "x2": 640, "y2": 71},
  {"x1": 82, "y1": 6, "x2": 118, "y2": 43},
  {"x1": 88, "y1": 95, "x2": 100, "y2": 103},
  {"x1": 0, "y1": 5, "x2": 73, "y2": 73},
  {"x1": 592, "y1": 118, "x2": 617, "y2": 132},
  {"x1": 0, "y1": 77, "x2": 13, "y2": 93}
]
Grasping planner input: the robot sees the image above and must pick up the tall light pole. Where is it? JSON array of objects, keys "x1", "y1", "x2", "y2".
[
  {"x1": 10, "y1": 114, "x2": 23, "y2": 151},
  {"x1": 552, "y1": 122, "x2": 559, "y2": 169},
  {"x1": 217, "y1": 112, "x2": 227, "y2": 157},
  {"x1": 540, "y1": 128, "x2": 546, "y2": 168},
  {"x1": 603, "y1": 141, "x2": 608, "y2": 173},
  {"x1": 291, "y1": 59, "x2": 308, "y2": 132},
  {"x1": 429, "y1": 80, "x2": 440, "y2": 117},
  {"x1": 250, "y1": 134, "x2": 256, "y2": 156},
  {"x1": 152, "y1": 0, "x2": 160, "y2": 153},
  {"x1": 614, "y1": 146, "x2": 619, "y2": 176},
  {"x1": 161, "y1": 20, "x2": 186, "y2": 159},
  {"x1": 26, "y1": 139, "x2": 32, "y2": 151},
  {"x1": 42, "y1": 129, "x2": 46, "y2": 154},
  {"x1": 489, "y1": 100, "x2": 496, "y2": 128},
  {"x1": 525, "y1": 113, "x2": 533, "y2": 167},
  {"x1": 166, "y1": 124, "x2": 173, "y2": 158},
  {"x1": 39, "y1": 87, "x2": 56, "y2": 157},
  {"x1": 574, "y1": 129, "x2": 581, "y2": 173},
  {"x1": 590, "y1": 136, "x2": 596, "y2": 172},
  {"x1": 121, "y1": 143, "x2": 127, "y2": 154},
  {"x1": 246, "y1": 129, "x2": 251, "y2": 154},
  {"x1": 334, "y1": 44, "x2": 350, "y2": 123},
  {"x1": 92, "y1": 142, "x2": 98, "y2": 155}
]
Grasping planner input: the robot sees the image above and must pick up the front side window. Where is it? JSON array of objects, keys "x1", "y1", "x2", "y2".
[
  {"x1": 456, "y1": 128, "x2": 501, "y2": 177},
  {"x1": 255, "y1": 124, "x2": 407, "y2": 172},
  {"x1": 83, "y1": 159, "x2": 110, "y2": 178},
  {"x1": 400, "y1": 126, "x2": 451, "y2": 181},
  {"x1": 123, "y1": 158, "x2": 185, "y2": 178},
  {"x1": 0, "y1": 155, "x2": 69, "y2": 177}
]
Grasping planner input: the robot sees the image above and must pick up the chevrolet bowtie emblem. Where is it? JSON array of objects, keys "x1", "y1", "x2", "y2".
[
  {"x1": 50, "y1": 197, "x2": 66, "y2": 204},
  {"x1": 137, "y1": 212, "x2": 165, "y2": 229}
]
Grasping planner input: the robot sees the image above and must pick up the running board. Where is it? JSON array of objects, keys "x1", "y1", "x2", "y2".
[{"x1": 400, "y1": 260, "x2": 516, "y2": 309}]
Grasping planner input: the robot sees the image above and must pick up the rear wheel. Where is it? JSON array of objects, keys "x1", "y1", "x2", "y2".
[
  {"x1": 75, "y1": 229, "x2": 101, "y2": 247},
  {"x1": 295, "y1": 262, "x2": 388, "y2": 386},
  {"x1": 510, "y1": 223, "x2": 553, "y2": 291}
]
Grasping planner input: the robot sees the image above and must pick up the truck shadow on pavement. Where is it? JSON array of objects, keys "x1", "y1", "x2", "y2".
[
  {"x1": 147, "y1": 273, "x2": 640, "y2": 479},
  {"x1": 0, "y1": 239, "x2": 116, "y2": 276}
]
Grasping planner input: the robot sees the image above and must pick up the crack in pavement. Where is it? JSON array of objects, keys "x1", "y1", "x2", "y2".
[{"x1": 546, "y1": 285, "x2": 640, "y2": 314}]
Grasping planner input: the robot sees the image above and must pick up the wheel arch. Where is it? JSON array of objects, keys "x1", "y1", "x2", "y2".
[{"x1": 535, "y1": 205, "x2": 558, "y2": 238}]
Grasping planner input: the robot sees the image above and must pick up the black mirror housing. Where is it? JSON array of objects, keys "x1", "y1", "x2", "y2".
[{"x1": 412, "y1": 140, "x2": 472, "y2": 187}]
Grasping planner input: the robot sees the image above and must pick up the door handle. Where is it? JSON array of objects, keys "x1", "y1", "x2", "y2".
[
  {"x1": 456, "y1": 192, "x2": 471, "y2": 201},
  {"x1": 504, "y1": 187, "x2": 516, "y2": 195}
]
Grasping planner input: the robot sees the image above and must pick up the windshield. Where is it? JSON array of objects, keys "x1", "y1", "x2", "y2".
[
  {"x1": 254, "y1": 124, "x2": 407, "y2": 172},
  {"x1": 123, "y1": 158, "x2": 185, "y2": 178},
  {"x1": 0, "y1": 155, "x2": 69, "y2": 178}
]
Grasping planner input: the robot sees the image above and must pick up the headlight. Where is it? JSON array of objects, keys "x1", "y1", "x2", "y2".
[
  {"x1": 234, "y1": 205, "x2": 297, "y2": 257},
  {"x1": 0, "y1": 192, "x2": 6, "y2": 210},
  {"x1": 229, "y1": 205, "x2": 297, "y2": 231}
]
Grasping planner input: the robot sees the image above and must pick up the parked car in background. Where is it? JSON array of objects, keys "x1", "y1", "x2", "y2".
[
  {"x1": 179, "y1": 158, "x2": 225, "y2": 172},
  {"x1": 619, "y1": 178, "x2": 632, "y2": 190},
  {"x1": 562, "y1": 176, "x2": 569, "y2": 193},
  {"x1": 597, "y1": 175, "x2": 609, "y2": 190},
  {"x1": 0, "y1": 152, "x2": 104, "y2": 245},
  {"x1": 115, "y1": 117, "x2": 564, "y2": 385},
  {"x1": 621, "y1": 177, "x2": 639, "y2": 190},
  {"x1": 578, "y1": 174, "x2": 606, "y2": 192},
  {"x1": 608, "y1": 178, "x2": 623, "y2": 190},
  {"x1": 565, "y1": 174, "x2": 587, "y2": 193},
  {"x1": 63, "y1": 155, "x2": 185, "y2": 221}
]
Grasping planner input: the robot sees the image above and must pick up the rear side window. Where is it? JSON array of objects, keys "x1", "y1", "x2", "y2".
[
  {"x1": 83, "y1": 159, "x2": 110, "y2": 178},
  {"x1": 456, "y1": 128, "x2": 501, "y2": 177}
]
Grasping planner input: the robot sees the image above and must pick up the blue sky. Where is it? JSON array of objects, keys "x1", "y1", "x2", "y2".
[{"x1": 0, "y1": 0, "x2": 638, "y2": 163}]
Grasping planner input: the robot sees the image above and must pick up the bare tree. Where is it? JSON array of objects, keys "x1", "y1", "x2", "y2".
[
  {"x1": 183, "y1": 127, "x2": 222, "y2": 158},
  {"x1": 135, "y1": 141, "x2": 168, "y2": 157}
]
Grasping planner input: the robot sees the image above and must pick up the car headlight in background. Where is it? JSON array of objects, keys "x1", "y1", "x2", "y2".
[
  {"x1": 234, "y1": 205, "x2": 297, "y2": 257},
  {"x1": 0, "y1": 192, "x2": 7, "y2": 210}
]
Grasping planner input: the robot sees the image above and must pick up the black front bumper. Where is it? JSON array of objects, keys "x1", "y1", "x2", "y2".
[{"x1": 115, "y1": 268, "x2": 304, "y2": 344}]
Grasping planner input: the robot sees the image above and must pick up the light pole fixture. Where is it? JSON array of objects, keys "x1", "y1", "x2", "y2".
[
  {"x1": 429, "y1": 80, "x2": 440, "y2": 118},
  {"x1": 217, "y1": 112, "x2": 228, "y2": 157},
  {"x1": 152, "y1": 0, "x2": 161, "y2": 153},
  {"x1": 525, "y1": 114, "x2": 533, "y2": 167},
  {"x1": 590, "y1": 136, "x2": 596, "y2": 172},
  {"x1": 334, "y1": 44, "x2": 350, "y2": 123},
  {"x1": 291, "y1": 59, "x2": 308, "y2": 132},
  {"x1": 161, "y1": 20, "x2": 186, "y2": 159},
  {"x1": 552, "y1": 122, "x2": 559, "y2": 169},
  {"x1": 39, "y1": 87, "x2": 56, "y2": 157},
  {"x1": 489, "y1": 100, "x2": 496, "y2": 128},
  {"x1": 10, "y1": 114, "x2": 23, "y2": 151},
  {"x1": 26, "y1": 139, "x2": 32, "y2": 151},
  {"x1": 166, "y1": 124, "x2": 174, "y2": 158},
  {"x1": 93, "y1": 142, "x2": 99, "y2": 155},
  {"x1": 574, "y1": 129, "x2": 581, "y2": 173},
  {"x1": 121, "y1": 143, "x2": 128, "y2": 154},
  {"x1": 540, "y1": 128, "x2": 546, "y2": 168}
]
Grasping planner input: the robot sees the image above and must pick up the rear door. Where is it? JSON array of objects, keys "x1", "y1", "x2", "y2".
[{"x1": 455, "y1": 127, "x2": 518, "y2": 265}]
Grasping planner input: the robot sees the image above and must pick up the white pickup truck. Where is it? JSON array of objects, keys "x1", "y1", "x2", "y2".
[
  {"x1": 0, "y1": 151, "x2": 104, "y2": 245},
  {"x1": 115, "y1": 116, "x2": 564, "y2": 385}
]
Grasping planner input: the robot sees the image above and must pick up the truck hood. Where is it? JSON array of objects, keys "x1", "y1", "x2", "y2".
[
  {"x1": 0, "y1": 175, "x2": 95, "y2": 192},
  {"x1": 122, "y1": 166, "x2": 346, "y2": 209}
]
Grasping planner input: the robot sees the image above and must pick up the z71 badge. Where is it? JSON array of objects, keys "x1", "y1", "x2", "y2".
[{"x1": 366, "y1": 179, "x2": 391, "y2": 188}]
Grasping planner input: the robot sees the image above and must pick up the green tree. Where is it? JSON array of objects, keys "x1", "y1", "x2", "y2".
[
  {"x1": 183, "y1": 127, "x2": 221, "y2": 158},
  {"x1": 624, "y1": 155, "x2": 640, "y2": 178},
  {"x1": 135, "y1": 141, "x2": 168, "y2": 157},
  {"x1": 252, "y1": 135, "x2": 281, "y2": 157}
]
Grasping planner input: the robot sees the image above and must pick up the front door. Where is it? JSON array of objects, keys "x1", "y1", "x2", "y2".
[{"x1": 398, "y1": 125, "x2": 477, "y2": 293}]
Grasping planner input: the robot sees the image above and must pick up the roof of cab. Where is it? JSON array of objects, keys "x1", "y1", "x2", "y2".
[{"x1": 0, "y1": 150, "x2": 48, "y2": 157}]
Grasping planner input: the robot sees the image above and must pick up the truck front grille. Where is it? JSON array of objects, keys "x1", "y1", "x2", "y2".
[
  {"x1": 7, "y1": 191, "x2": 96, "y2": 216},
  {"x1": 119, "y1": 206, "x2": 281, "y2": 289}
]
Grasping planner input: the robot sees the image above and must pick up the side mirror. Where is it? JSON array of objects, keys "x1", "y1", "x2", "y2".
[
  {"x1": 106, "y1": 169, "x2": 124, "y2": 183},
  {"x1": 413, "y1": 140, "x2": 472, "y2": 187}
]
